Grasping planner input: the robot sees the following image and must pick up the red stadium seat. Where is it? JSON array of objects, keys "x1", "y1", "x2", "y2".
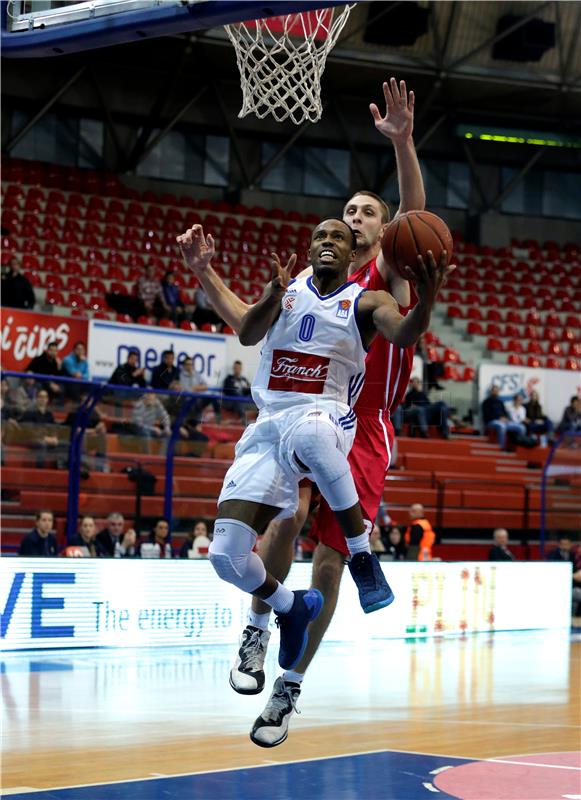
[
  {"x1": 526, "y1": 356, "x2": 542, "y2": 368},
  {"x1": 109, "y1": 281, "x2": 128, "y2": 295},
  {"x1": 88, "y1": 279, "x2": 107, "y2": 294},
  {"x1": 45, "y1": 290, "x2": 65, "y2": 306},
  {"x1": 485, "y1": 309, "x2": 502, "y2": 322},
  {"x1": 487, "y1": 338, "x2": 503, "y2": 352},
  {"x1": 546, "y1": 342, "x2": 563, "y2": 356},
  {"x1": 545, "y1": 356, "x2": 562, "y2": 369},
  {"x1": 485, "y1": 323, "x2": 502, "y2": 337},
  {"x1": 86, "y1": 264, "x2": 105, "y2": 278},
  {"x1": 44, "y1": 274, "x2": 64, "y2": 290},
  {"x1": 158, "y1": 318, "x2": 176, "y2": 328},
  {"x1": 461, "y1": 367, "x2": 475, "y2": 381},
  {"x1": 68, "y1": 292, "x2": 86, "y2": 309},
  {"x1": 504, "y1": 324, "x2": 520, "y2": 338},
  {"x1": 466, "y1": 321, "x2": 484, "y2": 336},
  {"x1": 443, "y1": 365, "x2": 460, "y2": 381},
  {"x1": 137, "y1": 315, "x2": 155, "y2": 325},
  {"x1": 507, "y1": 339, "x2": 524, "y2": 354},
  {"x1": 447, "y1": 306, "x2": 463, "y2": 320},
  {"x1": 116, "y1": 314, "x2": 133, "y2": 323},
  {"x1": 568, "y1": 342, "x2": 581, "y2": 357},
  {"x1": 565, "y1": 358, "x2": 580, "y2": 371},
  {"x1": 524, "y1": 325, "x2": 540, "y2": 340},
  {"x1": 543, "y1": 327, "x2": 559, "y2": 342},
  {"x1": 507, "y1": 354, "x2": 524, "y2": 366},
  {"x1": 88, "y1": 296, "x2": 105, "y2": 311},
  {"x1": 466, "y1": 308, "x2": 483, "y2": 321},
  {"x1": 526, "y1": 341, "x2": 543, "y2": 355},
  {"x1": 506, "y1": 311, "x2": 523, "y2": 324},
  {"x1": 66, "y1": 276, "x2": 85, "y2": 292},
  {"x1": 200, "y1": 323, "x2": 218, "y2": 333}
]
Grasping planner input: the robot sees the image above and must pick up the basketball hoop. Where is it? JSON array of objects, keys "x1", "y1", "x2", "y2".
[{"x1": 225, "y1": 5, "x2": 355, "y2": 125}]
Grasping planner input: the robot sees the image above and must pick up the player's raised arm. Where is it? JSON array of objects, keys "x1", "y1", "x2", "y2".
[
  {"x1": 238, "y1": 252, "x2": 297, "y2": 346},
  {"x1": 370, "y1": 77, "x2": 425, "y2": 216},
  {"x1": 177, "y1": 224, "x2": 251, "y2": 332},
  {"x1": 357, "y1": 251, "x2": 454, "y2": 348}
]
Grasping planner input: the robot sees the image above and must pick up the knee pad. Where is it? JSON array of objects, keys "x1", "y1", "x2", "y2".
[
  {"x1": 209, "y1": 518, "x2": 266, "y2": 593},
  {"x1": 292, "y1": 418, "x2": 358, "y2": 512}
]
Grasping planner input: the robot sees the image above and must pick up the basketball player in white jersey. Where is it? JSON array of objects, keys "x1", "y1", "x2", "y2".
[{"x1": 179, "y1": 216, "x2": 451, "y2": 694}]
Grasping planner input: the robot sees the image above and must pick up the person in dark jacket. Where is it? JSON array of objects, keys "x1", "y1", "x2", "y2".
[
  {"x1": 1, "y1": 258, "x2": 35, "y2": 310},
  {"x1": 19, "y1": 510, "x2": 58, "y2": 556},
  {"x1": 26, "y1": 341, "x2": 64, "y2": 400},
  {"x1": 109, "y1": 351, "x2": 147, "y2": 388},
  {"x1": 524, "y1": 390, "x2": 553, "y2": 439},
  {"x1": 96, "y1": 512, "x2": 125, "y2": 557},
  {"x1": 394, "y1": 377, "x2": 450, "y2": 438},
  {"x1": 488, "y1": 528, "x2": 515, "y2": 561},
  {"x1": 481, "y1": 385, "x2": 526, "y2": 449},
  {"x1": 161, "y1": 272, "x2": 186, "y2": 323},
  {"x1": 151, "y1": 350, "x2": 180, "y2": 391},
  {"x1": 222, "y1": 360, "x2": 252, "y2": 423}
]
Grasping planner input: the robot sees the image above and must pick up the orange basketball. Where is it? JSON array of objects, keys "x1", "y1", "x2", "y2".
[{"x1": 381, "y1": 211, "x2": 453, "y2": 280}]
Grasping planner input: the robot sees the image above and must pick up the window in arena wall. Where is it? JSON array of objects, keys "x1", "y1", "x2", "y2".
[
  {"x1": 260, "y1": 143, "x2": 350, "y2": 198},
  {"x1": 542, "y1": 171, "x2": 581, "y2": 220},
  {"x1": 136, "y1": 131, "x2": 229, "y2": 187},
  {"x1": 10, "y1": 111, "x2": 103, "y2": 167}
]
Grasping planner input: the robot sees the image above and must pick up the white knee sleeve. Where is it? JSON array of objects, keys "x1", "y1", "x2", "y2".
[
  {"x1": 292, "y1": 419, "x2": 358, "y2": 512},
  {"x1": 209, "y1": 518, "x2": 266, "y2": 593}
]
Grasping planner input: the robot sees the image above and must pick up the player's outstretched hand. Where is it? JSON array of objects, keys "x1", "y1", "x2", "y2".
[
  {"x1": 269, "y1": 251, "x2": 297, "y2": 299},
  {"x1": 370, "y1": 77, "x2": 415, "y2": 144},
  {"x1": 402, "y1": 251, "x2": 455, "y2": 308},
  {"x1": 177, "y1": 224, "x2": 215, "y2": 274}
]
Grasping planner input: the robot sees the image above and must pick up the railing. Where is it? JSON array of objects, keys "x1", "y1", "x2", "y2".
[{"x1": 1, "y1": 370, "x2": 253, "y2": 544}]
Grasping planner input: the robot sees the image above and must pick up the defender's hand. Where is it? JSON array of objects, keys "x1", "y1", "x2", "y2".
[
  {"x1": 402, "y1": 251, "x2": 456, "y2": 307},
  {"x1": 177, "y1": 224, "x2": 216, "y2": 274},
  {"x1": 269, "y1": 252, "x2": 297, "y2": 299},
  {"x1": 370, "y1": 77, "x2": 415, "y2": 144}
]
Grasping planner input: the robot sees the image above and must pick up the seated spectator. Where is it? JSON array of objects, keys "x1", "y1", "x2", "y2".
[
  {"x1": 192, "y1": 284, "x2": 222, "y2": 328},
  {"x1": 114, "y1": 528, "x2": 139, "y2": 558},
  {"x1": 557, "y1": 396, "x2": 581, "y2": 434},
  {"x1": 96, "y1": 512, "x2": 125, "y2": 557},
  {"x1": 404, "y1": 503, "x2": 435, "y2": 561},
  {"x1": 66, "y1": 515, "x2": 107, "y2": 557},
  {"x1": 383, "y1": 527, "x2": 408, "y2": 561},
  {"x1": 161, "y1": 272, "x2": 186, "y2": 323},
  {"x1": 481, "y1": 384, "x2": 526, "y2": 450},
  {"x1": 26, "y1": 341, "x2": 64, "y2": 401},
  {"x1": 524, "y1": 390, "x2": 554, "y2": 442},
  {"x1": 18, "y1": 388, "x2": 67, "y2": 467},
  {"x1": 488, "y1": 528, "x2": 515, "y2": 561},
  {"x1": 109, "y1": 350, "x2": 147, "y2": 388},
  {"x1": 61, "y1": 341, "x2": 89, "y2": 401},
  {"x1": 546, "y1": 535, "x2": 578, "y2": 563},
  {"x1": 180, "y1": 356, "x2": 220, "y2": 420},
  {"x1": 222, "y1": 360, "x2": 252, "y2": 423},
  {"x1": 18, "y1": 510, "x2": 57, "y2": 556},
  {"x1": 140, "y1": 518, "x2": 173, "y2": 559},
  {"x1": 131, "y1": 392, "x2": 171, "y2": 444},
  {"x1": 416, "y1": 334, "x2": 444, "y2": 391},
  {"x1": 393, "y1": 377, "x2": 450, "y2": 439},
  {"x1": 508, "y1": 394, "x2": 527, "y2": 426},
  {"x1": 135, "y1": 264, "x2": 169, "y2": 321},
  {"x1": 1, "y1": 257, "x2": 35, "y2": 310},
  {"x1": 179, "y1": 519, "x2": 211, "y2": 559},
  {"x1": 151, "y1": 350, "x2": 180, "y2": 391},
  {"x1": 164, "y1": 380, "x2": 209, "y2": 448}
]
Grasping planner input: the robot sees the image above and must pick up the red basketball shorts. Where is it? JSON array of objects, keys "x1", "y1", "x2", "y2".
[{"x1": 309, "y1": 410, "x2": 394, "y2": 557}]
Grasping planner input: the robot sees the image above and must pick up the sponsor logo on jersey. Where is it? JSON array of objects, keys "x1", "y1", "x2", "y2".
[
  {"x1": 283, "y1": 295, "x2": 296, "y2": 311},
  {"x1": 268, "y1": 349, "x2": 330, "y2": 394},
  {"x1": 336, "y1": 299, "x2": 352, "y2": 318}
]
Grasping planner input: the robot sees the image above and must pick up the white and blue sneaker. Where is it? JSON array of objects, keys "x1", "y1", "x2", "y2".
[
  {"x1": 348, "y1": 551, "x2": 395, "y2": 613},
  {"x1": 250, "y1": 676, "x2": 301, "y2": 748},
  {"x1": 276, "y1": 589, "x2": 323, "y2": 670},
  {"x1": 229, "y1": 625, "x2": 271, "y2": 695}
]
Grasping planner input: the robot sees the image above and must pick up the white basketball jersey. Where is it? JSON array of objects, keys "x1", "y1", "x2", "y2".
[{"x1": 252, "y1": 276, "x2": 368, "y2": 417}]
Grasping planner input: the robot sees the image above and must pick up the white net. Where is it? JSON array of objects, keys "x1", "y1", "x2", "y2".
[{"x1": 224, "y1": 5, "x2": 355, "y2": 125}]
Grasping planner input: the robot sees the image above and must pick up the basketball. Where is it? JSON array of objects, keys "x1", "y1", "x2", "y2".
[{"x1": 381, "y1": 210, "x2": 453, "y2": 280}]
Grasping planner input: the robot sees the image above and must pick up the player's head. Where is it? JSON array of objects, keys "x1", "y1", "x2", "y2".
[
  {"x1": 309, "y1": 219, "x2": 357, "y2": 278},
  {"x1": 343, "y1": 191, "x2": 391, "y2": 254}
]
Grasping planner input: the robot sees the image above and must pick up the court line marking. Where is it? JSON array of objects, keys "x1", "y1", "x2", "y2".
[
  {"x1": 1, "y1": 746, "x2": 475, "y2": 794},
  {"x1": 486, "y1": 759, "x2": 581, "y2": 771}
]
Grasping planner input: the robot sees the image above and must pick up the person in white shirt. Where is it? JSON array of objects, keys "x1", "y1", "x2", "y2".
[{"x1": 508, "y1": 394, "x2": 528, "y2": 425}]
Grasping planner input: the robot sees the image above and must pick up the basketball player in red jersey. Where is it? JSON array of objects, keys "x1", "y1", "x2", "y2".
[{"x1": 178, "y1": 78, "x2": 445, "y2": 747}]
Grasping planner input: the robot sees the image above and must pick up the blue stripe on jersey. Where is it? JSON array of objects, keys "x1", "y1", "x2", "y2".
[
  {"x1": 347, "y1": 372, "x2": 363, "y2": 406},
  {"x1": 339, "y1": 411, "x2": 356, "y2": 423},
  {"x1": 306, "y1": 275, "x2": 354, "y2": 300},
  {"x1": 348, "y1": 373, "x2": 365, "y2": 405},
  {"x1": 353, "y1": 288, "x2": 370, "y2": 352}
]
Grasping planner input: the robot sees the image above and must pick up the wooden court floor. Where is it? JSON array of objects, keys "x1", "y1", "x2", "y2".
[{"x1": 2, "y1": 629, "x2": 580, "y2": 798}]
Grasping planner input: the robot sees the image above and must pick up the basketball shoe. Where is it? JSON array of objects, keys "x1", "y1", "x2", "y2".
[
  {"x1": 348, "y1": 551, "x2": 394, "y2": 613},
  {"x1": 250, "y1": 676, "x2": 301, "y2": 748},
  {"x1": 229, "y1": 626, "x2": 271, "y2": 695},
  {"x1": 276, "y1": 589, "x2": 324, "y2": 670}
]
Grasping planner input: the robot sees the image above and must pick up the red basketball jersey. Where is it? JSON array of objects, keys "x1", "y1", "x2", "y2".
[{"x1": 349, "y1": 257, "x2": 415, "y2": 415}]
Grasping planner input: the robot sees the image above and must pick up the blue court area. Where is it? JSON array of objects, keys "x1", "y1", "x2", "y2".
[{"x1": 6, "y1": 750, "x2": 466, "y2": 800}]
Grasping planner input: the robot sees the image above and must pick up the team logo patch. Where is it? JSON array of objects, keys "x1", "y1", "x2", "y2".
[
  {"x1": 283, "y1": 295, "x2": 296, "y2": 311},
  {"x1": 336, "y1": 299, "x2": 352, "y2": 318},
  {"x1": 268, "y1": 349, "x2": 330, "y2": 394}
]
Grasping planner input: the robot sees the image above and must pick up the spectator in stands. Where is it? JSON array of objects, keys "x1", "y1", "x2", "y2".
[
  {"x1": 524, "y1": 390, "x2": 554, "y2": 441},
  {"x1": 393, "y1": 377, "x2": 450, "y2": 439},
  {"x1": 62, "y1": 341, "x2": 89, "y2": 401},
  {"x1": 109, "y1": 350, "x2": 147, "y2": 388},
  {"x1": 62, "y1": 402, "x2": 108, "y2": 473},
  {"x1": 96, "y1": 512, "x2": 125, "y2": 557},
  {"x1": 488, "y1": 528, "x2": 515, "y2": 561},
  {"x1": 416, "y1": 334, "x2": 444, "y2": 391},
  {"x1": 179, "y1": 519, "x2": 211, "y2": 559},
  {"x1": 161, "y1": 272, "x2": 186, "y2": 323},
  {"x1": 141, "y1": 518, "x2": 173, "y2": 559},
  {"x1": 222, "y1": 360, "x2": 252, "y2": 423},
  {"x1": 18, "y1": 510, "x2": 57, "y2": 556},
  {"x1": 114, "y1": 528, "x2": 139, "y2": 558},
  {"x1": 163, "y1": 380, "x2": 209, "y2": 449},
  {"x1": 131, "y1": 391, "x2": 171, "y2": 446},
  {"x1": 481, "y1": 384, "x2": 526, "y2": 450},
  {"x1": 67, "y1": 515, "x2": 107, "y2": 557},
  {"x1": 384, "y1": 528, "x2": 408, "y2": 561},
  {"x1": 151, "y1": 350, "x2": 180, "y2": 391},
  {"x1": 557, "y1": 396, "x2": 581, "y2": 434},
  {"x1": 370, "y1": 524, "x2": 387, "y2": 557},
  {"x1": 18, "y1": 388, "x2": 66, "y2": 467},
  {"x1": 180, "y1": 356, "x2": 221, "y2": 420},
  {"x1": 546, "y1": 534, "x2": 577, "y2": 564},
  {"x1": 135, "y1": 264, "x2": 169, "y2": 321},
  {"x1": 26, "y1": 341, "x2": 64, "y2": 401},
  {"x1": 192, "y1": 284, "x2": 221, "y2": 328},
  {"x1": 404, "y1": 503, "x2": 436, "y2": 561},
  {"x1": 1, "y1": 377, "x2": 26, "y2": 421},
  {"x1": 1, "y1": 257, "x2": 35, "y2": 310},
  {"x1": 508, "y1": 394, "x2": 527, "y2": 427}
]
